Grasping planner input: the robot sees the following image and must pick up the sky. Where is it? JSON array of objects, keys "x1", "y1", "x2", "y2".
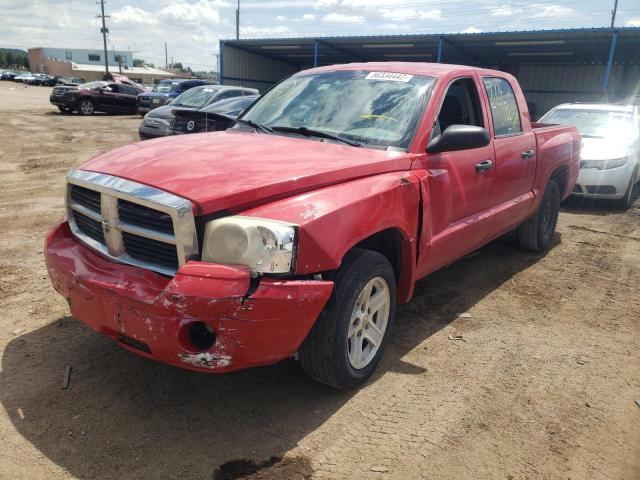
[{"x1": 0, "y1": 0, "x2": 639, "y2": 71}]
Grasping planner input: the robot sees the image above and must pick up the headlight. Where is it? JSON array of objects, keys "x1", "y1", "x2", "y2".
[
  {"x1": 581, "y1": 157, "x2": 628, "y2": 170},
  {"x1": 202, "y1": 216, "x2": 296, "y2": 274}
]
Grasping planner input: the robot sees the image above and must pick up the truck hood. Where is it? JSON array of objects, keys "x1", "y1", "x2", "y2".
[
  {"x1": 80, "y1": 130, "x2": 414, "y2": 214},
  {"x1": 581, "y1": 136, "x2": 636, "y2": 160}
]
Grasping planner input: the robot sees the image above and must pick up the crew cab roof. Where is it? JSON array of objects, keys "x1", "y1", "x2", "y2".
[{"x1": 302, "y1": 61, "x2": 512, "y2": 80}]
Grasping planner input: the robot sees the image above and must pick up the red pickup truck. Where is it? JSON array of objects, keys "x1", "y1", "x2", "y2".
[{"x1": 45, "y1": 63, "x2": 580, "y2": 389}]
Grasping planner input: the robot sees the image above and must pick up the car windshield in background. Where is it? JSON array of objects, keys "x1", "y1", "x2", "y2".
[
  {"x1": 542, "y1": 108, "x2": 636, "y2": 140},
  {"x1": 172, "y1": 87, "x2": 219, "y2": 108},
  {"x1": 80, "y1": 81, "x2": 107, "y2": 89},
  {"x1": 241, "y1": 70, "x2": 436, "y2": 149},
  {"x1": 153, "y1": 81, "x2": 180, "y2": 93}
]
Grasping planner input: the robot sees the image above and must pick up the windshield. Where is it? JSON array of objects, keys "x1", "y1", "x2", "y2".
[
  {"x1": 80, "y1": 81, "x2": 107, "y2": 89},
  {"x1": 240, "y1": 70, "x2": 436, "y2": 149},
  {"x1": 541, "y1": 108, "x2": 637, "y2": 140},
  {"x1": 152, "y1": 81, "x2": 180, "y2": 93},
  {"x1": 172, "y1": 87, "x2": 219, "y2": 108}
]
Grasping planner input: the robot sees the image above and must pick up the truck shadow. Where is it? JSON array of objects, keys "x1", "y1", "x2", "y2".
[{"x1": 0, "y1": 237, "x2": 549, "y2": 479}]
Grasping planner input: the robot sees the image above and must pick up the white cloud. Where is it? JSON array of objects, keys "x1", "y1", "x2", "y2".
[
  {"x1": 240, "y1": 25, "x2": 297, "y2": 37},
  {"x1": 380, "y1": 8, "x2": 441, "y2": 21},
  {"x1": 302, "y1": 13, "x2": 316, "y2": 21},
  {"x1": 111, "y1": 6, "x2": 158, "y2": 25},
  {"x1": 159, "y1": 0, "x2": 229, "y2": 25},
  {"x1": 625, "y1": 18, "x2": 640, "y2": 27},
  {"x1": 462, "y1": 26, "x2": 481, "y2": 33},
  {"x1": 276, "y1": 15, "x2": 287, "y2": 21},
  {"x1": 321, "y1": 12, "x2": 365, "y2": 23},
  {"x1": 531, "y1": 5, "x2": 575, "y2": 18},
  {"x1": 491, "y1": 5, "x2": 521, "y2": 16},
  {"x1": 314, "y1": 0, "x2": 338, "y2": 7}
]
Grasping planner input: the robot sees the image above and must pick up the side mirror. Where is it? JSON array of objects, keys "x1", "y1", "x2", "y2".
[{"x1": 426, "y1": 124, "x2": 490, "y2": 154}]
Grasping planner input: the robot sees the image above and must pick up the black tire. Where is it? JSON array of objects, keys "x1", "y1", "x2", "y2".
[
  {"x1": 299, "y1": 248, "x2": 396, "y2": 389},
  {"x1": 518, "y1": 179, "x2": 561, "y2": 252},
  {"x1": 57, "y1": 106, "x2": 71, "y2": 114},
  {"x1": 79, "y1": 98, "x2": 94, "y2": 115},
  {"x1": 618, "y1": 168, "x2": 638, "y2": 210}
]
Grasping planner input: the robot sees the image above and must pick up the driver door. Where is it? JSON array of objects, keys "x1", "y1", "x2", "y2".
[{"x1": 415, "y1": 76, "x2": 496, "y2": 277}]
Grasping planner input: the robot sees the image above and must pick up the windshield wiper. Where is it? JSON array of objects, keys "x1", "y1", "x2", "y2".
[
  {"x1": 271, "y1": 126, "x2": 363, "y2": 147},
  {"x1": 234, "y1": 119, "x2": 273, "y2": 134}
]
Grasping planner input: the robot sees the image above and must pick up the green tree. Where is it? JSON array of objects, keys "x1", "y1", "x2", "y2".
[
  {"x1": 22, "y1": 56, "x2": 29, "y2": 68},
  {"x1": 6, "y1": 51, "x2": 14, "y2": 67},
  {"x1": 0, "y1": 50, "x2": 6, "y2": 67},
  {"x1": 133, "y1": 58, "x2": 145, "y2": 67}
]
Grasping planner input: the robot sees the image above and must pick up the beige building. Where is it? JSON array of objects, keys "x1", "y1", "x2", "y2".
[{"x1": 28, "y1": 47, "x2": 177, "y2": 84}]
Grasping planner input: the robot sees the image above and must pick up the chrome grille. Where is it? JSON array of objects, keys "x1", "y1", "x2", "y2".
[{"x1": 66, "y1": 170, "x2": 198, "y2": 276}]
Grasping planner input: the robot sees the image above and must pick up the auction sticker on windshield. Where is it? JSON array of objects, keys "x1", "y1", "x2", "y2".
[{"x1": 365, "y1": 72, "x2": 414, "y2": 82}]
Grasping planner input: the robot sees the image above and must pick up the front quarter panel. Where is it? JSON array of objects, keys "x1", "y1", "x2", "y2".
[{"x1": 240, "y1": 172, "x2": 422, "y2": 302}]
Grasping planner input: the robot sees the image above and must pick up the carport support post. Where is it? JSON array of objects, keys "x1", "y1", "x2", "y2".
[
  {"x1": 313, "y1": 40, "x2": 319, "y2": 67},
  {"x1": 602, "y1": 30, "x2": 618, "y2": 92},
  {"x1": 219, "y1": 41, "x2": 225, "y2": 85},
  {"x1": 436, "y1": 36, "x2": 444, "y2": 63}
]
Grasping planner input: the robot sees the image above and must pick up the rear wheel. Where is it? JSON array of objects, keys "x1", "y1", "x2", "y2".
[
  {"x1": 79, "y1": 98, "x2": 94, "y2": 115},
  {"x1": 299, "y1": 248, "x2": 396, "y2": 389},
  {"x1": 517, "y1": 179, "x2": 560, "y2": 252},
  {"x1": 618, "y1": 167, "x2": 638, "y2": 210}
]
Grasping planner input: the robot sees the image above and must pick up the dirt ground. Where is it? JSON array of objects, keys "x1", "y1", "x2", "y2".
[{"x1": 0, "y1": 81, "x2": 638, "y2": 480}]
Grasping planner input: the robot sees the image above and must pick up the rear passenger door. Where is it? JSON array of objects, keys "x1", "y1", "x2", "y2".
[
  {"x1": 416, "y1": 76, "x2": 496, "y2": 276},
  {"x1": 481, "y1": 77, "x2": 537, "y2": 232},
  {"x1": 118, "y1": 85, "x2": 140, "y2": 112}
]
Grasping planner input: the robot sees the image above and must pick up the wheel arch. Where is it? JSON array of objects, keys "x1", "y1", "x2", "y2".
[
  {"x1": 344, "y1": 227, "x2": 415, "y2": 304},
  {"x1": 548, "y1": 164, "x2": 570, "y2": 198}
]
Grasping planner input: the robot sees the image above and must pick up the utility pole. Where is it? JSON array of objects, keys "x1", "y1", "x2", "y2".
[
  {"x1": 610, "y1": 0, "x2": 619, "y2": 28},
  {"x1": 165, "y1": 42, "x2": 168, "y2": 69},
  {"x1": 235, "y1": 0, "x2": 240, "y2": 39},
  {"x1": 97, "y1": 0, "x2": 110, "y2": 75}
]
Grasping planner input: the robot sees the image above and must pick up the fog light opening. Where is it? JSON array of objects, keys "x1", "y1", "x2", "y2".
[{"x1": 189, "y1": 322, "x2": 216, "y2": 351}]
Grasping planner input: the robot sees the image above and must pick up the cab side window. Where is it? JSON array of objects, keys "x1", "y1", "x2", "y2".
[
  {"x1": 482, "y1": 77, "x2": 522, "y2": 136},
  {"x1": 432, "y1": 78, "x2": 484, "y2": 139}
]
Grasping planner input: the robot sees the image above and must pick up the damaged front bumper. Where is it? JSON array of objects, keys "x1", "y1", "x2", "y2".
[{"x1": 45, "y1": 221, "x2": 334, "y2": 373}]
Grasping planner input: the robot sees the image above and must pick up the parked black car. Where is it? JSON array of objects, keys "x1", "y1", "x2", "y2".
[
  {"x1": 138, "y1": 85, "x2": 258, "y2": 139},
  {"x1": 170, "y1": 95, "x2": 259, "y2": 135},
  {"x1": 1, "y1": 71, "x2": 16, "y2": 80},
  {"x1": 50, "y1": 81, "x2": 146, "y2": 115}
]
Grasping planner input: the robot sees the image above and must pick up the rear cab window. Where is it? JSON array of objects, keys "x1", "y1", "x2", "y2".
[{"x1": 482, "y1": 77, "x2": 522, "y2": 137}]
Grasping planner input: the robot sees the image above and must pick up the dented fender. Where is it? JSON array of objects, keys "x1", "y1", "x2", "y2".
[{"x1": 241, "y1": 171, "x2": 422, "y2": 303}]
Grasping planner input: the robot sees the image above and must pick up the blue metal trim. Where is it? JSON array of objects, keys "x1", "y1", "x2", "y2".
[
  {"x1": 314, "y1": 40, "x2": 319, "y2": 67},
  {"x1": 602, "y1": 30, "x2": 618, "y2": 90},
  {"x1": 436, "y1": 36, "x2": 444, "y2": 63},
  {"x1": 219, "y1": 26, "x2": 640, "y2": 46},
  {"x1": 219, "y1": 40, "x2": 225, "y2": 85}
]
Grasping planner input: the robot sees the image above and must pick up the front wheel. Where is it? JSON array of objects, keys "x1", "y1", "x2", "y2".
[
  {"x1": 299, "y1": 248, "x2": 396, "y2": 389},
  {"x1": 517, "y1": 179, "x2": 560, "y2": 252},
  {"x1": 79, "y1": 98, "x2": 94, "y2": 115},
  {"x1": 57, "y1": 106, "x2": 71, "y2": 114}
]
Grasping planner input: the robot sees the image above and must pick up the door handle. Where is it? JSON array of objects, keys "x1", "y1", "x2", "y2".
[
  {"x1": 475, "y1": 159, "x2": 493, "y2": 172},
  {"x1": 521, "y1": 149, "x2": 535, "y2": 159}
]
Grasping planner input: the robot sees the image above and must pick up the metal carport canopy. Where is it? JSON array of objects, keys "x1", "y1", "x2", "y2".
[{"x1": 219, "y1": 27, "x2": 639, "y2": 86}]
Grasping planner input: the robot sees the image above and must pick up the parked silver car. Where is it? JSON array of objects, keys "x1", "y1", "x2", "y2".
[{"x1": 540, "y1": 103, "x2": 639, "y2": 208}]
